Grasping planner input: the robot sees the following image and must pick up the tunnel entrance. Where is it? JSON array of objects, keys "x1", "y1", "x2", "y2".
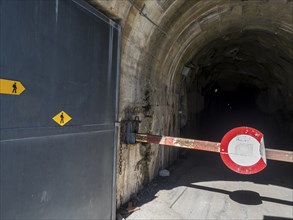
[
  {"x1": 126, "y1": 29, "x2": 293, "y2": 220},
  {"x1": 180, "y1": 30, "x2": 293, "y2": 151}
]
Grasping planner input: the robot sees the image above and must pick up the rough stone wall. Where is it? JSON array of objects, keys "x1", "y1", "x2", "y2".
[
  {"x1": 88, "y1": 0, "x2": 293, "y2": 208},
  {"x1": 89, "y1": 0, "x2": 179, "y2": 207},
  {"x1": 116, "y1": 0, "x2": 180, "y2": 207}
]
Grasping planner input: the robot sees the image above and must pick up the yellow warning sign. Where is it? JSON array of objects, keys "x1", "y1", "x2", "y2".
[
  {"x1": 52, "y1": 111, "x2": 72, "y2": 126},
  {"x1": 0, "y1": 78, "x2": 26, "y2": 95}
]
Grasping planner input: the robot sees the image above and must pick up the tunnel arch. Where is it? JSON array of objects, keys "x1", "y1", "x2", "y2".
[
  {"x1": 139, "y1": 0, "x2": 293, "y2": 143},
  {"x1": 180, "y1": 29, "x2": 293, "y2": 149},
  {"x1": 131, "y1": 0, "x2": 293, "y2": 204},
  {"x1": 145, "y1": 0, "x2": 293, "y2": 88},
  {"x1": 89, "y1": 0, "x2": 293, "y2": 207}
]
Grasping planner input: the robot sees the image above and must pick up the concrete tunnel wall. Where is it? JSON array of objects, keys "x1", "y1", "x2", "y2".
[{"x1": 87, "y1": 0, "x2": 293, "y2": 208}]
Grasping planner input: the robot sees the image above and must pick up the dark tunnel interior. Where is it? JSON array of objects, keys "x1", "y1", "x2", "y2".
[{"x1": 180, "y1": 30, "x2": 293, "y2": 151}]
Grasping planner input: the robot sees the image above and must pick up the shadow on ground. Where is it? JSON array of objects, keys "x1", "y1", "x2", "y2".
[{"x1": 119, "y1": 150, "x2": 293, "y2": 219}]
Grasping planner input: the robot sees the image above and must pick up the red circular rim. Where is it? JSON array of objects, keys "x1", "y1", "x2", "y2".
[{"x1": 220, "y1": 127, "x2": 266, "y2": 174}]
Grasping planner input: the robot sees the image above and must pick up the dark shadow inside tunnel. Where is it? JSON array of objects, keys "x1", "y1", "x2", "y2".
[
  {"x1": 121, "y1": 30, "x2": 293, "y2": 220},
  {"x1": 176, "y1": 30, "x2": 293, "y2": 191},
  {"x1": 180, "y1": 30, "x2": 293, "y2": 150}
]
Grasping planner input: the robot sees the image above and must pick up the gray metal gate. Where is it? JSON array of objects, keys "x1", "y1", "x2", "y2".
[{"x1": 0, "y1": 0, "x2": 120, "y2": 219}]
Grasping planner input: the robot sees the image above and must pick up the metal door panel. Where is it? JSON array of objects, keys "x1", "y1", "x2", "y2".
[
  {"x1": 0, "y1": 0, "x2": 117, "y2": 128},
  {"x1": 0, "y1": 0, "x2": 120, "y2": 219},
  {"x1": 1, "y1": 131, "x2": 114, "y2": 219}
]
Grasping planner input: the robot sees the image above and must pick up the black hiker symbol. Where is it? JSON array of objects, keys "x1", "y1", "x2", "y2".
[
  {"x1": 12, "y1": 82, "x2": 17, "y2": 93},
  {"x1": 60, "y1": 112, "x2": 64, "y2": 124}
]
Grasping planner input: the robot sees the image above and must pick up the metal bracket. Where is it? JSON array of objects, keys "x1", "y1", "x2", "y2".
[{"x1": 120, "y1": 116, "x2": 140, "y2": 144}]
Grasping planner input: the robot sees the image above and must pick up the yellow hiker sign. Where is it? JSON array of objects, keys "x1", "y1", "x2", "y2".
[
  {"x1": 0, "y1": 78, "x2": 26, "y2": 95},
  {"x1": 52, "y1": 111, "x2": 72, "y2": 126}
]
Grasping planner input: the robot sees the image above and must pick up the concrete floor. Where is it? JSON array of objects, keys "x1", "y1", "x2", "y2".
[{"x1": 126, "y1": 150, "x2": 293, "y2": 220}]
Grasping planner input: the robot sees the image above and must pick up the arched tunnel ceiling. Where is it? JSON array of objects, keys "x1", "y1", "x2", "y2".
[
  {"x1": 89, "y1": 0, "x2": 293, "y2": 145},
  {"x1": 189, "y1": 30, "x2": 293, "y2": 110},
  {"x1": 138, "y1": 1, "x2": 293, "y2": 146},
  {"x1": 181, "y1": 29, "x2": 293, "y2": 148},
  {"x1": 88, "y1": 0, "x2": 293, "y2": 148},
  {"x1": 145, "y1": 0, "x2": 293, "y2": 87},
  {"x1": 89, "y1": 0, "x2": 293, "y2": 99}
]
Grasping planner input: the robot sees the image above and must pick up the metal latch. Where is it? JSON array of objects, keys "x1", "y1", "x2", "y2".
[{"x1": 120, "y1": 116, "x2": 140, "y2": 144}]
